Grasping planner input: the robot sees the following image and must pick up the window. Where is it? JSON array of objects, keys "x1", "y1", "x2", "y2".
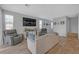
[
  {"x1": 39, "y1": 20, "x2": 42, "y2": 29},
  {"x1": 51, "y1": 22, "x2": 53, "y2": 29},
  {"x1": 5, "y1": 15, "x2": 13, "y2": 30}
]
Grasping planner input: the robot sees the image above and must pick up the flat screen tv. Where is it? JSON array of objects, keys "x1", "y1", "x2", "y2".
[{"x1": 23, "y1": 17, "x2": 36, "y2": 26}]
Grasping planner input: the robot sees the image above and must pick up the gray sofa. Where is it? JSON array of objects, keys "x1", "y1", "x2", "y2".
[{"x1": 3, "y1": 29, "x2": 23, "y2": 46}]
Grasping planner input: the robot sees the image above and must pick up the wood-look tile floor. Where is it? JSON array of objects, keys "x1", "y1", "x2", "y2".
[
  {"x1": 47, "y1": 37, "x2": 79, "y2": 54},
  {"x1": 0, "y1": 37, "x2": 79, "y2": 54},
  {"x1": 0, "y1": 39, "x2": 30, "y2": 54}
]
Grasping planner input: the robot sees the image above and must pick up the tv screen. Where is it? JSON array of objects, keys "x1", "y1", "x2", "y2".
[{"x1": 23, "y1": 17, "x2": 36, "y2": 26}]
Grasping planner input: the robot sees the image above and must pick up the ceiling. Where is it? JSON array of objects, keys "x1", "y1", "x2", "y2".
[{"x1": 1, "y1": 4, "x2": 79, "y2": 20}]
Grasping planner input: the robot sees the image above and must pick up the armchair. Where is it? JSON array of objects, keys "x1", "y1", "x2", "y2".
[{"x1": 3, "y1": 29, "x2": 23, "y2": 46}]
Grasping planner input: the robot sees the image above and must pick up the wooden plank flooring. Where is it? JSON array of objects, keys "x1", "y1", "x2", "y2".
[
  {"x1": 0, "y1": 39, "x2": 31, "y2": 54},
  {"x1": 0, "y1": 33, "x2": 78, "y2": 54},
  {"x1": 47, "y1": 37, "x2": 79, "y2": 54}
]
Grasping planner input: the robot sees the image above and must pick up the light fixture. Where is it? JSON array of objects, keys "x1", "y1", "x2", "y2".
[{"x1": 25, "y1": 4, "x2": 31, "y2": 7}]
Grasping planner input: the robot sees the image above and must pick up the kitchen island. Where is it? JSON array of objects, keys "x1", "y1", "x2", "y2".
[
  {"x1": 27, "y1": 30, "x2": 59, "y2": 54},
  {"x1": 36, "y1": 33, "x2": 59, "y2": 54}
]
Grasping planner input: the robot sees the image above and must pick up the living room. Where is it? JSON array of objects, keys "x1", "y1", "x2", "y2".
[{"x1": 0, "y1": 4, "x2": 79, "y2": 54}]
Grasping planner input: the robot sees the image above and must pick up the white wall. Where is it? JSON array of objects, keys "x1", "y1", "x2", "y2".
[
  {"x1": 2, "y1": 10, "x2": 52, "y2": 38},
  {"x1": 0, "y1": 8, "x2": 3, "y2": 45},
  {"x1": 53, "y1": 16, "x2": 67, "y2": 37},
  {"x1": 53, "y1": 15, "x2": 78, "y2": 38}
]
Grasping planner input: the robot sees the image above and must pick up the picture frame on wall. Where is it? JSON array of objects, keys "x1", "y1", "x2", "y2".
[{"x1": 60, "y1": 21, "x2": 65, "y2": 24}]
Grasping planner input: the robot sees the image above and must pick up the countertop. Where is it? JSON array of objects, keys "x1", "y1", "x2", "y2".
[{"x1": 36, "y1": 33, "x2": 59, "y2": 54}]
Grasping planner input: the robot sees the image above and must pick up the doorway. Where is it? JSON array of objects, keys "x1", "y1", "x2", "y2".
[{"x1": 67, "y1": 16, "x2": 78, "y2": 39}]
